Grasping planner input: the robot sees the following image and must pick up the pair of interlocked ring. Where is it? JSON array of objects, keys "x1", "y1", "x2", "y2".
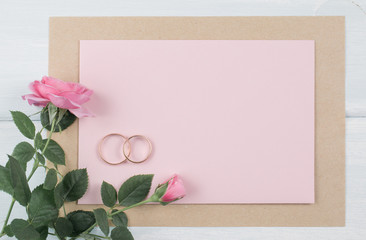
[{"x1": 98, "y1": 133, "x2": 152, "y2": 165}]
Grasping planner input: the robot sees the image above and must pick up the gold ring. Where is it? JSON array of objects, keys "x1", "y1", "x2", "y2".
[
  {"x1": 123, "y1": 135, "x2": 152, "y2": 164},
  {"x1": 98, "y1": 133, "x2": 131, "y2": 165}
]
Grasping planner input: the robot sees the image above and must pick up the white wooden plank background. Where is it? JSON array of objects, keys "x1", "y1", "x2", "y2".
[{"x1": 0, "y1": 0, "x2": 365, "y2": 239}]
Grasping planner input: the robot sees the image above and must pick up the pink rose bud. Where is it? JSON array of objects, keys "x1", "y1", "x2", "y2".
[
  {"x1": 22, "y1": 76, "x2": 94, "y2": 118},
  {"x1": 153, "y1": 175, "x2": 186, "y2": 205}
]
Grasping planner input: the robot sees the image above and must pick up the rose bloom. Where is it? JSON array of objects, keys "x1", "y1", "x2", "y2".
[
  {"x1": 159, "y1": 175, "x2": 186, "y2": 204},
  {"x1": 22, "y1": 76, "x2": 93, "y2": 118}
]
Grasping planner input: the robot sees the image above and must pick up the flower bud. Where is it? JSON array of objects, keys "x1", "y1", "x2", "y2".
[{"x1": 153, "y1": 175, "x2": 186, "y2": 205}]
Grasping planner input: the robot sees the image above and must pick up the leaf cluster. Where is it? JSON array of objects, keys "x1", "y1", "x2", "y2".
[{"x1": 0, "y1": 110, "x2": 157, "y2": 240}]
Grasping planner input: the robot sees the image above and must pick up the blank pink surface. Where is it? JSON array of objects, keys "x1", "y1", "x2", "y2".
[{"x1": 79, "y1": 40, "x2": 314, "y2": 204}]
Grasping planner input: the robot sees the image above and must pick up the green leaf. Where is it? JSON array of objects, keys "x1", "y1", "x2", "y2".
[
  {"x1": 10, "y1": 219, "x2": 40, "y2": 240},
  {"x1": 55, "y1": 217, "x2": 73, "y2": 239},
  {"x1": 54, "y1": 186, "x2": 64, "y2": 209},
  {"x1": 101, "y1": 181, "x2": 117, "y2": 208},
  {"x1": 3, "y1": 225, "x2": 14, "y2": 237},
  {"x1": 0, "y1": 165, "x2": 13, "y2": 195},
  {"x1": 67, "y1": 210, "x2": 96, "y2": 237},
  {"x1": 78, "y1": 233, "x2": 99, "y2": 240},
  {"x1": 54, "y1": 169, "x2": 88, "y2": 208},
  {"x1": 118, "y1": 174, "x2": 154, "y2": 206},
  {"x1": 56, "y1": 108, "x2": 67, "y2": 125},
  {"x1": 153, "y1": 182, "x2": 169, "y2": 199},
  {"x1": 8, "y1": 155, "x2": 31, "y2": 206},
  {"x1": 36, "y1": 226, "x2": 48, "y2": 240},
  {"x1": 111, "y1": 226, "x2": 134, "y2": 240},
  {"x1": 41, "y1": 108, "x2": 76, "y2": 133},
  {"x1": 44, "y1": 169, "x2": 58, "y2": 190},
  {"x1": 111, "y1": 210, "x2": 128, "y2": 227},
  {"x1": 34, "y1": 133, "x2": 43, "y2": 149},
  {"x1": 48, "y1": 103, "x2": 58, "y2": 124},
  {"x1": 28, "y1": 185, "x2": 59, "y2": 228},
  {"x1": 93, "y1": 208, "x2": 110, "y2": 236},
  {"x1": 36, "y1": 152, "x2": 45, "y2": 165},
  {"x1": 6, "y1": 158, "x2": 27, "y2": 172},
  {"x1": 12, "y1": 141, "x2": 35, "y2": 167},
  {"x1": 41, "y1": 139, "x2": 65, "y2": 165},
  {"x1": 11, "y1": 111, "x2": 36, "y2": 139}
]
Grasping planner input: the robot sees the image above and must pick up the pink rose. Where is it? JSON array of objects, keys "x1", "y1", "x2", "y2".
[
  {"x1": 22, "y1": 76, "x2": 93, "y2": 118},
  {"x1": 156, "y1": 175, "x2": 186, "y2": 204}
]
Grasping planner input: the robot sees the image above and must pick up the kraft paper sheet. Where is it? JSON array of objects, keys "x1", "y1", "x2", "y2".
[{"x1": 49, "y1": 17, "x2": 345, "y2": 227}]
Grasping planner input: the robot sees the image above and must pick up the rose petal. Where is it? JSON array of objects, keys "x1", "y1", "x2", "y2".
[
  {"x1": 58, "y1": 91, "x2": 91, "y2": 105},
  {"x1": 42, "y1": 76, "x2": 92, "y2": 94},
  {"x1": 82, "y1": 89, "x2": 94, "y2": 97},
  {"x1": 31, "y1": 81, "x2": 60, "y2": 99},
  {"x1": 69, "y1": 106, "x2": 94, "y2": 118},
  {"x1": 28, "y1": 81, "x2": 42, "y2": 96},
  {"x1": 22, "y1": 94, "x2": 49, "y2": 107},
  {"x1": 46, "y1": 93, "x2": 81, "y2": 109},
  {"x1": 41, "y1": 76, "x2": 73, "y2": 91}
]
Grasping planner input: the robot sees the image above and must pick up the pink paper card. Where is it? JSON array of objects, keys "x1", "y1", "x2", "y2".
[{"x1": 79, "y1": 40, "x2": 314, "y2": 204}]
